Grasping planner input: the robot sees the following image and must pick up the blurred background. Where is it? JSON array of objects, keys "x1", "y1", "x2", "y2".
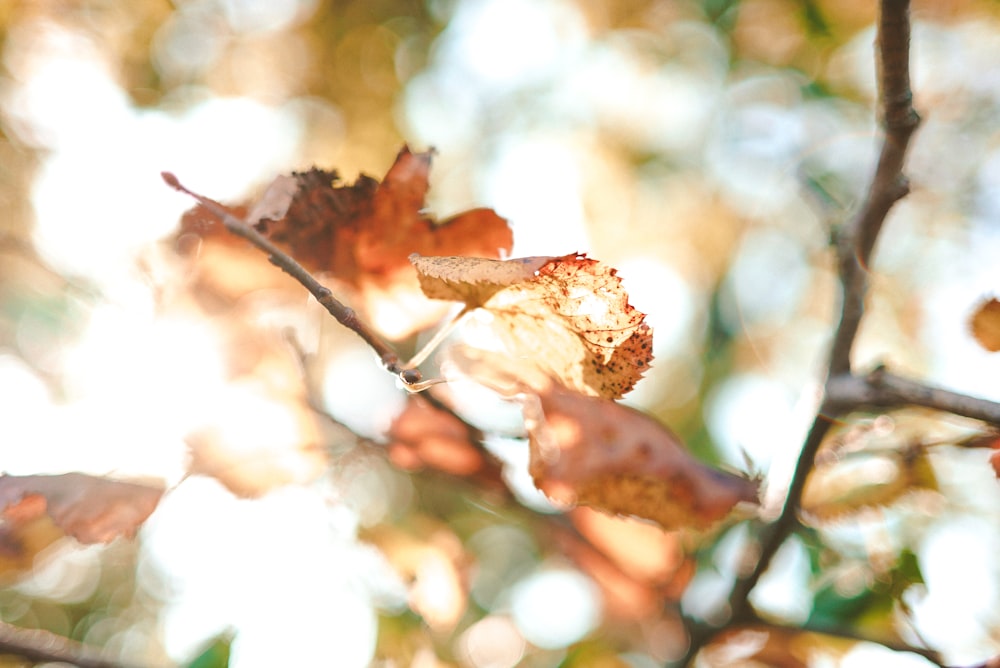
[{"x1": 2, "y1": 0, "x2": 1000, "y2": 666}]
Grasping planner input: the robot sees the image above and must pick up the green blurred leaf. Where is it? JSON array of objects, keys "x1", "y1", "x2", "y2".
[{"x1": 185, "y1": 633, "x2": 233, "y2": 668}]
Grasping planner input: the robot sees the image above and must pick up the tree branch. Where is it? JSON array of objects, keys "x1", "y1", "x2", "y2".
[
  {"x1": 827, "y1": 368, "x2": 1000, "y2": 426},
  {"x1": 0, "y1": 620, "x2": 142, "y2": 668},
  {"x1": 828, "y1": 0, "x2": 920, "y2": 376},
  {"x1": 161, "y1": 172, "x2": 421, "y2": 386},
  {"x1": 675, "y1": 1, "x2": 922, "y2": 664}
]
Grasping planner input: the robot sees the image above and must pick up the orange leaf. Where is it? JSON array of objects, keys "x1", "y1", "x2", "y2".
[
  {"x1": 524, "y1": 385, "x2": 758, "y2": 530},
  {"x1": 970, "y1": 297, "x2": 1000, "y2": 352},
  {"x1": 386, "y1": 396, "x2": 505, "y2": 488},
  {"x1": 0, "y1": 473, "x2": 164, "y2": 545},
  {"x1": 178, "y1": 146, "x2": 513, "y2": 339},
  {"x1": 412, "y1": 253, "x2": 653, "y2": 399}
]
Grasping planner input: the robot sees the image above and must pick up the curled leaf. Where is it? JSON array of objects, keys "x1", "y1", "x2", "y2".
[
  {"x1": 412, "y1": 253, "x2": 653, "y2": 399},
  {"x1": 523, "y1": 385, "x2": 758, "y2": 530},
  {"x1": 0, "y1": 473, "x2": 164, "y2": 545}
]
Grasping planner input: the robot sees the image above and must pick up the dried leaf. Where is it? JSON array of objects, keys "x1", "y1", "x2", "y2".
[
  {"x1": 177, "y1": 146, "x2": 513, "y2": 339},
  {"x1": 363, "y1": 522, "x2": 468, "y2": 632},
  {"x1": 570, "y1": 507, "x2": 683, "y2": 585},
  {"x1": 524, "y1": 385, "x2": 758, "y2": 530},
  {"x1": 704, "y1": 627, "x2": 853, "y2": 668},
  {"x1": 0, "y1": 473, "x2": 164, "y2": 545},
  {"x1": 412, "y1": 253, "x2": 653, "y2": 399},
  {"x1": 0, "y1": 501, "x2": 64, "y2": 578},
  {"x1": 970, "y1": 297, "x2": 1000, "y2": 352},
  {"x1": 801, "y1": 445, "x2": 939, "y2": 522},
  {"x1": 386, "y1": 396, "x2": 505, "y2": 488},
  {"x1": 185, "y1": 378, "x2": 330, "y2": 499}
]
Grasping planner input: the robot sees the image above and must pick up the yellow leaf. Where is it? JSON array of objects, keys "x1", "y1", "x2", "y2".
[{"x1": 411, "y1": 253, "x2": 653, "y2": 399}]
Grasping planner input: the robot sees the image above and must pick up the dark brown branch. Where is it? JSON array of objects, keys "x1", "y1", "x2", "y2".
[
  {"x1": 161, "y1": 172, "x2": 421, "y2": 385},
  {"x1": 0, "y1": 620, "x2": 142, "y2": 668},
  {"x1": 675, "y1": 2, "x2": 921, "y2": 665},
  {"x1": 828, "y1": 0, "x2": 920, "y2": 377},
  {"x1": 827, "y1": 368, "x2": 1000, "y2": 426}
]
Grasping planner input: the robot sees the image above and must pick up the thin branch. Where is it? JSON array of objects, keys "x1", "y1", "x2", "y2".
[
  {"x1": 0, "y1": 620, "x2": 142, "y2": 668},
  {"x1": 827, "y1": 368, "x2": 1000, "y2": 426},
  {"x1": 675, "y1": 1, "x2": 921, "y2": 664},
  {"x1": 828, "y1": 0, "x2": 920, "y2": 376},
  {"x1": 161, "y1": 172, "x2": 421, "y2": 386}
]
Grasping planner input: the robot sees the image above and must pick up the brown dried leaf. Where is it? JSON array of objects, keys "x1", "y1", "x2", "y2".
[
  {"x1": 412, "y1": 253, "x2": 653, "y2": 399},
  {"x1": 0, "y1": 473, "x2": 164, "y2": 545},
  {"x1": 704, "y1": 627, "x2": 853, "y2": 668},
  {"x1": 524, "y1": 385, "x2": 758, "y2": 530},
  {"x1": 185, "y1": 377, "x2": 330, "y2": 499},
  {"x1": 970, "y1": 297, "x2": 1000, "y2": 352},
  {"x1": 178, "y1": 146, "x2": 513, "y2": 339},
  {"x1": 386, "y1": 396, "x2": 505, "y2": 489}
]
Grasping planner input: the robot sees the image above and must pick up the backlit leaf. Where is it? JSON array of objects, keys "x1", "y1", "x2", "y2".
[
  {"x1": 523, "y1": 383, "x2": 757, "y2": 530},
  {"x1": 0, "y1": 473, "x2": 164, "y2": 545},
  {"x1": 176, "y1": 146, "x2": 513, "y2": 339},
  {"x1": 412, "y1": 253, "x2": 653, "y2": 399}
]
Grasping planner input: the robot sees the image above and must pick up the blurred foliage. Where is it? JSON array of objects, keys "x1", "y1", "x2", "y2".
[{"x1": 2, "y1": 0, "x2": 1000, "y2": 667}]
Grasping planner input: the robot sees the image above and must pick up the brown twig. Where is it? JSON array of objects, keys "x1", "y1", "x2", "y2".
[
  {"x1": 828, "y1": 0, "x2": 920, "y2": 376},
  {"x1": 0, "y1": 620, "x2": 144, "y2": 668},
  {"x1": 161, "y1": 172, "x2": 421, "y2": 385},
  {"x1": 827, "y1": 368, "x2": 1000, "y2": 426},
  {"x1": 674, "y1": 1, "x2": 922, "y2": 665}
]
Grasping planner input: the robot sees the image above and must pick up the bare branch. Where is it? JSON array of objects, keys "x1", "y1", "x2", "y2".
[
  {"x1": 676, "y1": 2, "x2": 922, "y2": 664},
  {"x1": 161, "y1": 172, "x2": 421, "y2": 385},
  {"x1": 827, "y1": 368, "x2": 1000, "y2": 426},
  {"x1": 0, "y1": 620, "x2": 144, "y2": 668},
  {"x1": 828, "y1": 0, "x2": 920, "y2": 376}
]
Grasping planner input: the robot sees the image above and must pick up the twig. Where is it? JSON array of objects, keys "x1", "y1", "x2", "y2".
[
  {"x1": 674, "y1": 1, "x2": 921, "y2": 665},
  {"x1": 161, "y1": 172, "x2": 422, "y2": 386},
  {"x1": 0, "y1": 620, "x2": 142, "y2": 668},
  {"x1": 827, "y1": 368, "x2": 1000, "y2": 426},
  {"x1": 828, "y1": 0, "x2": 920, "y2": 376}
]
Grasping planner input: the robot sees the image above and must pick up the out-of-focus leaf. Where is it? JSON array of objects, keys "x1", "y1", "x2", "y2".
[
  {"x1": 0, "y1": 505, "x2": 63, "y2": 578},
  {"x1": 363, "y1": 522, "x2": 468, "y2": 632},
  {"x1": 412, "y1": 253, "x2": 652, "y2": 399},
  {"x1": 185, "y1": 632, "x2": 233, "y2": 668},
  {"x1": 801, "y1": 446, "x2": 939, "y2": 522},
  {"x1": 0, "y1": 473, "x2": 164, "y2": 545},
  {"x1": 386, "y1": 396, "x2": 505, "y2": 488},
  {"x1": 970, "y1": 297, "x2": 1000, "y2": 352}
]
